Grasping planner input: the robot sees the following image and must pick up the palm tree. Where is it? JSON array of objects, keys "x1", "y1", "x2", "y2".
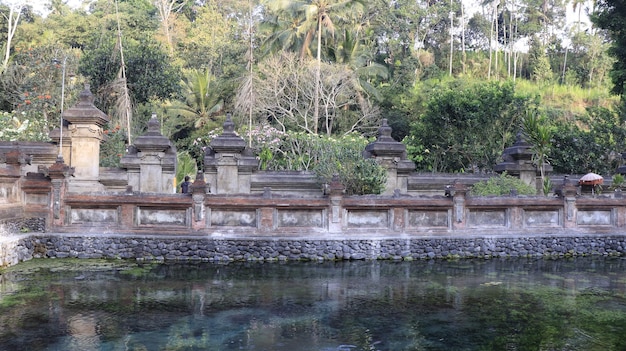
[
  {"x1": 261, "y1": 0, "x2": 365, "y2": 134},
  {"x1": 259, "y1": 10, "x2": 307, "y2": 56},
  {"x1": 522, "y1": 110, "x2": 552, "y2": 195},
  {"x1": 328, "y1": 28, "x2": 388, "y2": 101},
  {"x1": 168, "y1": 69, "x2": 224, "y2": 130},
  {"x1": 570, "y1": 0, "x2": 586, "y2": 31},
  {"x1": 176, "y1": 151, "x2": 197, "y2": 190}
]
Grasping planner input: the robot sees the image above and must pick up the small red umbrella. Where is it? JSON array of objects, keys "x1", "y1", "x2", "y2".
[{"x1": 579, "y1": 172, "x2": 604, "y2": 186}]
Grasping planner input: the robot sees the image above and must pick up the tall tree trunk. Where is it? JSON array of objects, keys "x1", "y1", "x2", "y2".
[
  {"x1": 1, "y1": 4, "x2": 22, "y2": 73},
  {"x1": 513, "y1": 11, "x2": 519, "y2": 82},
  {"x1": 562, "y1": 46, "x2": 568, "y2": 84},
  {"x1": 154, "y1": 0, "x2": 184, "y2": 54},
  {"x1": 115, "y1": 0, "x2": 133, "y2": 144},
  {"x1": 449, "y1": 0, "x2": 454, "y2": 76},
  {"x1": 494, "y1": 1, "x2": 499, "y2": 80},
  {"x1": 314, "y1": 15, "x2": 321, "y2": 135},
  {"x1": 507, "y1": 1, "x2": 515, "y2": 78},
  {"x1": 248, "y1": 0, "x2": 254, "y2": 147},
  {"x1": 488, "y1": 5, "x2": 494, "y2": 79},
  {"x1": 461, "y1": 0, "x2": 466, "y2": 74}
]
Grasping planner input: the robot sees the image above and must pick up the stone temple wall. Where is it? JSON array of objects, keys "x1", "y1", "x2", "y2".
[
  {"x1": 0, "y1": 235, "x2": 34, "y2": 267},
  {"x1": 1, "y1": 233, "x2": 624, "y2": 267},
  {"x1": 1, "y1": 100, "x2": 625, "y2": 268}
]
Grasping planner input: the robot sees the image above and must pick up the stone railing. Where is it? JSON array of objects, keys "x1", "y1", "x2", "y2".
[
  {"x1": 2, "y1": 185, "x2": 626, "y2": 267},
  {"x1": 41, "y1": 181, "x2": 626, "y2": 237}
]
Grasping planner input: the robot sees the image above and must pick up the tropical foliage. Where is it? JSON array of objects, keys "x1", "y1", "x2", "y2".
[
  {"x1": 196, "y1": 126, "x2": 386, "y2": 194},
  {"x1": 470, "y1": 172, "x2": 537, "y2": 196},
  {"x1": 175, "y1": 151, "x2": 197, "y2": 191},
  {"x1": 404, "y1": 80, "x2": 534, "y2": 173},
  {"x1": 0, "y1": 110, "x2": 50, "y2": 141},
  {"x1": 2, "y1": 0, "x2": 626, "y2": 191},
  {"x1": 522, "y1": 110, "x2": 552, "y2": 193},
  {"x1": 99, "y1": 124, "x2": 127, "y2": 167}
]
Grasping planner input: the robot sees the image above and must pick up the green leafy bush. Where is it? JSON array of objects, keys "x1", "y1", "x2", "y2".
[
  {"x1": 0, "y1": 111, "x2": 51, "y2": 141},
  {"x1": 404, "y1": 80, "x2": 534, "y2": 173},
  {"x1": 270, "y1": 132, "x2": 386, "y2": 195},
  {"x1": 470, "y1": 173, "x2": 537, "y2": 196},
  {"x1": 99, "y1": 124, "x2": 127, "y2": 167},
  {"x1": 611, "y1": 174, "x2": 625, "y2": 190},
  {"x1": 313, "y1": 147, "x2": 387, "y2": 196},
  {"x1": 242, "y1": 129, "x2": 386, "y2": 195},
  {"x1": 176, "y1": 151, "x2": 197, "y2": 188}
]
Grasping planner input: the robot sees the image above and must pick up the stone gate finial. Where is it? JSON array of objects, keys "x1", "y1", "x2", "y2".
[
  {"x1": 223, "y1": 112, "x2": 236, "y2": 136},
  {"x1": 363, "y1": 119, "x2": 415, "y2": 195},
  {"x1": 377, "y1": 118, "x2": 394, "y2": 142}
]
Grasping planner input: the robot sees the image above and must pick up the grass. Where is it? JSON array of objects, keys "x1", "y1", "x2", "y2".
[{"x1": 514, "y1": 80, "x2": 620, "y2": 120}]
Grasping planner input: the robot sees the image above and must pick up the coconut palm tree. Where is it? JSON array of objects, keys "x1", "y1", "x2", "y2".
[
  {"x1": 328, "y1": 28, "x2": 388, "y2": 101},
  {"x1": 259, "y1": 10, "x2": 307, "y2": 56},
  {"x1": 168, "y1": 69, "x2": 224, "y2": 130},
  {"x1": 522, "y1": 110, "x2": 552, "y2": 195},
  {"x1": 176, "y1": 151, "x2": 197, "y2": 190},
  {"x1": 261, "y1": 0, "x2": 365, "y2": 134}
]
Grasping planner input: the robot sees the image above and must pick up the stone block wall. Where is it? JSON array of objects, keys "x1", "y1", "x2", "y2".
[
  {"x1": 0, "y1": 234, "x2": 622, "y2": 267},
  {"x1": 0, "y1": 235, "x2": 34, "y2": 267}
]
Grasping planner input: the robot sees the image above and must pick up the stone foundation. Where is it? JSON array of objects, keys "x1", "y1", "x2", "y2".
[
  {"x1": 1, "y1": 232, "x2": 624, "y2": 267},
  {"x1": 0, "y1": 235, "x2": 34, "y2": 267}
]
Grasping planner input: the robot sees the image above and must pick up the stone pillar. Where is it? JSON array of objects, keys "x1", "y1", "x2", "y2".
[
  {"x1": 47, "y1": 156, "x2": 74, "y2": 226},
  {"x1": 121, "y1": 145, "x2": 140, "y2": 192},
  {"x1": 120, "y1": 114, "x2": 177, "y2": 193},
  {"x1": 48, "y1": 120, "x2": 71, "y2": 163},
  {"x1": 190, "y1": 171, "x2": 207, "y2": 230},
  {"x1": 328, "y1": 175, "x2": 345, "y2": 233},
  {"x1": 494, "y1": 132, "x2": 552, "y2": 192},
  {"x1": 1, "y1": 149, "x2": 30, "y2": 203},
  {"x1": 363, "y1": 119, "x2": 416, "y2": 195},
  {"x1": 558, "y1": 176, "x2": 578, "y2": 228},
  {"x1": 452, "y1": 181, "x2": 467, "y2": 229},
  {"x1": 204, "y1": 113, "x2": 258, "y2": 194},
  {"x1": 61, "y1": 84, "x2": 110, "y2": 193}
]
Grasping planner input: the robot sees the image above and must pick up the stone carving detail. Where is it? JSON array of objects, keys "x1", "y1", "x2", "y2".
[
  {"x1": 193, "y1": 195, "x2": 204, "y2": 221},
  {"x1": 329, "y1": 175, "x2": 344, "y2": 223},
  {"x1": 453, "y1": 181, "x2": 467, "y2": 224},
  {"x1": 52, "y1": 180, "x2": 62, "y2": 219},
  {"x1": 47, "y1": 156, "x2": 74, "y2": 219},
  {"x1": 191, "y1": 171, "x2": 207, "y2": 221}
]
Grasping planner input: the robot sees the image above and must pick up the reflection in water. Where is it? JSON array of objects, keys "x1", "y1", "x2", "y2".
[
  {"x1": 66, "y1": 313, "x2": 100, "y2": 351},
  {"x1": 0, "y1": 257, "x2": 625, "y2": 350}
]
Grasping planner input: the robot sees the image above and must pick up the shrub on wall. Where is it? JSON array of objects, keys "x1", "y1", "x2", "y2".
[
  {"x1": 313, "y1": 146, "x2": 387, "y2": 196},
  {"x1": 470, "y1": 172, "x2": 536, "y2": 196},
  {"x1": 236, "y1": 127, "x2": 386, "y2": 195},
  {"x1": 176, "y1": 151, "x2": 197, "y2": 190},
  {"x1": 99, "y1": 124, "x2": 127, "y2": 167},
  {"x1": 0, "y1": 111, "x2": 50, "y2": 141}
]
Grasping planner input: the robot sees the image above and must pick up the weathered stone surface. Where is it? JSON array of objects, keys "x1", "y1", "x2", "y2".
[
  {"x1": 347, "y1": 210, "x2": 389, "y2": 228},
  {"x1": 469, "y1": 210, "x2": 507, "y2": 227},
  {"x1": 408, "y1": 210, "x2": 449, "y2": 228},
  {"x1": 138, "y1": 208, "x2": 187, "y2": 226},
  {"x1": 524, "y1": 210, "x2": 561, "y2": 227},
  {"x1": 211, "y1": 209, "x2": 257, "y2": 227},
  {"x1": 120, "y1": 115, "x2": 176, "y2": 194},
  {"x1": 577, "y1": 210, "x2": 613, "y2": 226},
  {"x1": 3, "y1": 232, "x2": 626, "y2": 267},
  {"x1": 71, "y1": 208, "x2": 119, "y2": 225},
  {"x1": 363, "y1": 119, "x2": 415, "y2": 195},
  {"x1": 277, "y1": 209, "x2": 324, "y2": 228}
]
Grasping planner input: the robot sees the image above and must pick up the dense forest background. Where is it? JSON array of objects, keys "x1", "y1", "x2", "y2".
[{"x1": 1, "y1": 0, "x2": 626, "y2": 188}]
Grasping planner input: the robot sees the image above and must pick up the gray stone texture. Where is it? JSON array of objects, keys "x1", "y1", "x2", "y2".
[{"x1": 2, "y1": 233, "x2": 625, "y2": 267}]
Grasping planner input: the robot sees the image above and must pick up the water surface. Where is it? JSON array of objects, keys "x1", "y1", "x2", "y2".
[{"x1": 1, "y1": 257, "x2": 625, "y2": 351}]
